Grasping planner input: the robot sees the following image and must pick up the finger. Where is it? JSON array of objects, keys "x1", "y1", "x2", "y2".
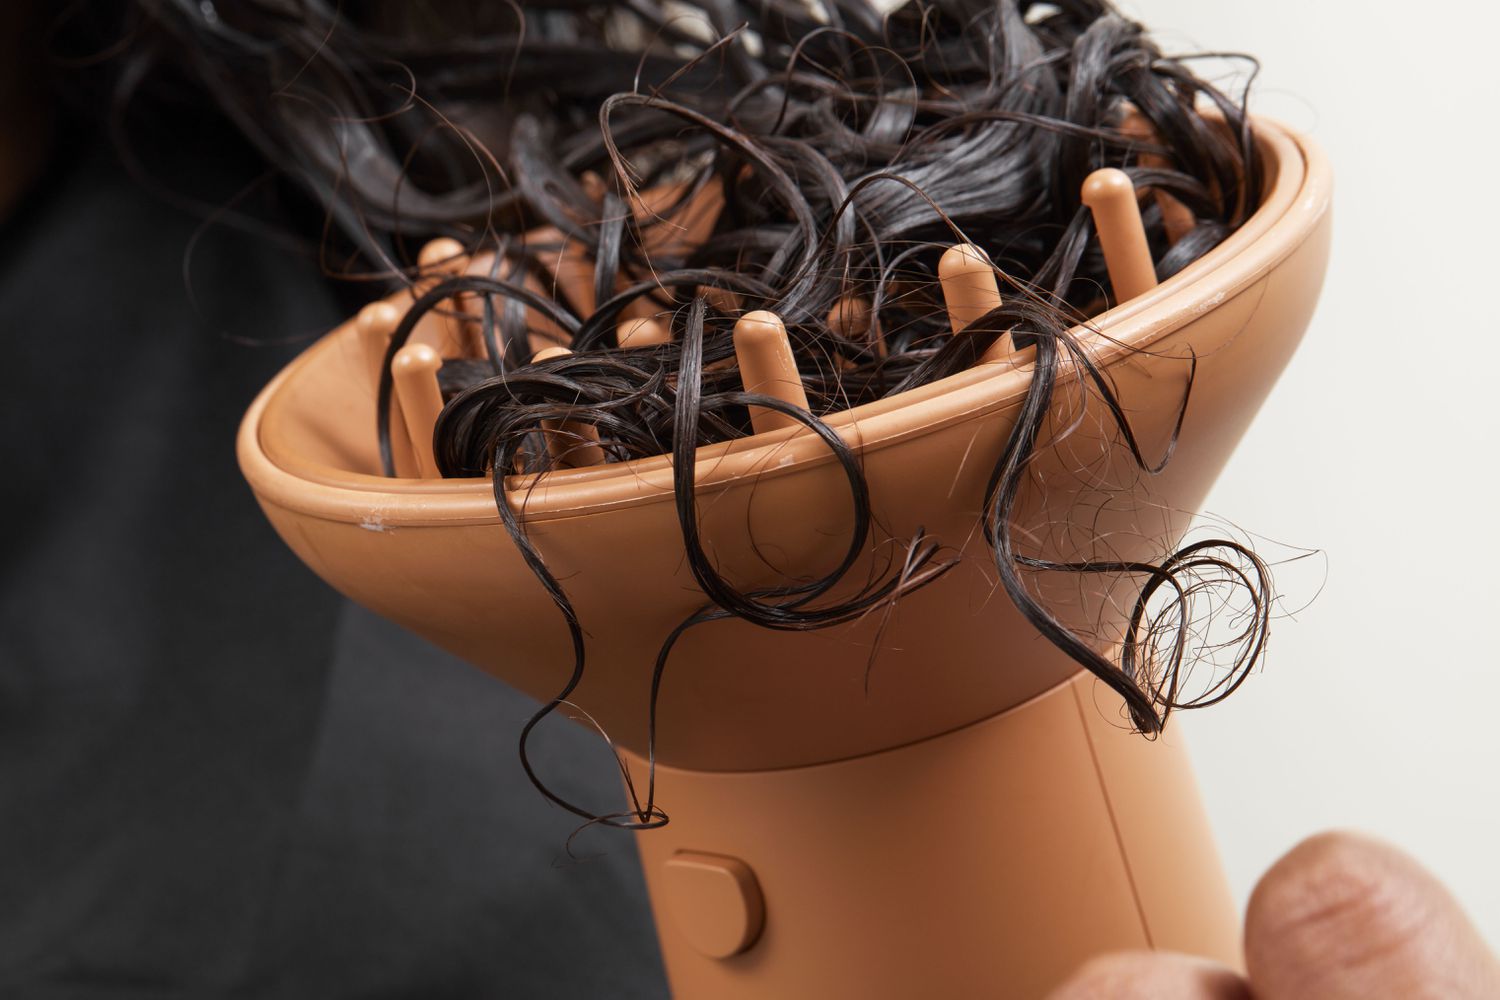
[
  {"x1": 1245, "y1": 831, "x2": 1500, "y2": 1000},
  {"x1": 1046, "y1": 950, "x2": 1251, "y2": 1000}
]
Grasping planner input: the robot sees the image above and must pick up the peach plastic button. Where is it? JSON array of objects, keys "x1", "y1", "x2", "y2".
[{"x1": 661, "y1": 851, "x2": 765, "y2": 959}]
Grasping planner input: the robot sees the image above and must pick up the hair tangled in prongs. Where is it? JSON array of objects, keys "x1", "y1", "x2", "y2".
[{"x1": 85, "y1": 0, "x2": 1275, "y2": 829}]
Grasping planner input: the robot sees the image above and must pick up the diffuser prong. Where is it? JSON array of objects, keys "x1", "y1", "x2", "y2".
[
  {"x1": 938, "y1": 245, "x2": 1012, "y2": 362},
  {"x1": 417, "y1": 237, "x2": 468, "y2": 275},
  {"x1": 617, "y1": 318, "x2": 671, "y2": 350},
  {"x1": 357, "y1": 301, "x2": 402, "y2": 391},
  {"x1": 391, "y1": 343, "x2": 445, "y2": 479},
  {"x1": 532, "y1": 346, "x2": 606, "y2": 467},
  {"x1": 415, "y1": 238, "x2": 477, "y2": 357},
  {"x1": 1081, "y1": 168, "x2": 1158, "y2": 305},
  {"x1": 1119, "y1": 110, "x2": 1196, "y2": 245},
  {"x1": 733, "y1": 311, "x2": 809, "y2": 435},
  {"x1": 827, "y1": 295, "x2": 880, "y2": 357},
  {"x1": 938, "y1": 244, "x2": 999, "y2": 333}
]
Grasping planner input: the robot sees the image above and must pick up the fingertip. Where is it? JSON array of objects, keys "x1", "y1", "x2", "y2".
[
  {"x1": 1246, "y1": 831, "x2": 1500, "y2": 999},
  {"x1": 1247, "y1": 831, "x2": 1417, "y2": 973},
  {"x1": 1047, "y1": 950, "x2": 1249, "y2": 1000}
]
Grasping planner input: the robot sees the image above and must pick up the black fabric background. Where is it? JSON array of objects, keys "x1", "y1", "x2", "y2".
[{"x1": 0, "y1": 130, "x2": 668, "y2": 998}]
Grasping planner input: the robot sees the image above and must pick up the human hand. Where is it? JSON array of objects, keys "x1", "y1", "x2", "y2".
[{"x1": 1048, "y1": 832, "x2": 1500, "y2": 999}]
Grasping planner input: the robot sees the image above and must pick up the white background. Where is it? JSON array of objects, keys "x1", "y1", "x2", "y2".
[{"x1": 1124, "y1": 0, "x2": 1500, "y2": 942}]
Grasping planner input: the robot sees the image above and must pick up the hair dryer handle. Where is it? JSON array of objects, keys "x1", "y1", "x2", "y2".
[{"x1": 628, "y1": 672, "x2": 1238, "y2": 998}]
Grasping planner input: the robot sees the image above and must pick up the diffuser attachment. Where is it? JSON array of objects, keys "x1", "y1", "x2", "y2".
[{"x1": 240, "y1": 116, "x2": 1331, "y2": 1000}]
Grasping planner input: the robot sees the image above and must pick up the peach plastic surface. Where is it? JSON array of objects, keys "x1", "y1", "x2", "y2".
[
  {"x1": 391, "y1": 343, "x2": 443, "y2": 478},
  {"x1": 733, "y1": 311, "x2": 811, "y2": 434},
  {"x1": 1082, "y1": 167, "x2": 1160, "y2": 303},
  {"x1": 634, "y1": 673, "x2": 1239, "y2": 997},
  {"x1": 531, "y1": 346, "x2": 607, "y2": 467}
]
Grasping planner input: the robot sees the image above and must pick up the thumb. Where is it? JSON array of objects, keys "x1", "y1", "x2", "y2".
[{"x1": 1245, "y1": 831, "x2": 1500, "y2": 1000}]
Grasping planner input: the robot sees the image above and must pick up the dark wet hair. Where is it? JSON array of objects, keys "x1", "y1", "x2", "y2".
[{"x1": 74, "y1": 0, "x2": 1274, "y2": 829}]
